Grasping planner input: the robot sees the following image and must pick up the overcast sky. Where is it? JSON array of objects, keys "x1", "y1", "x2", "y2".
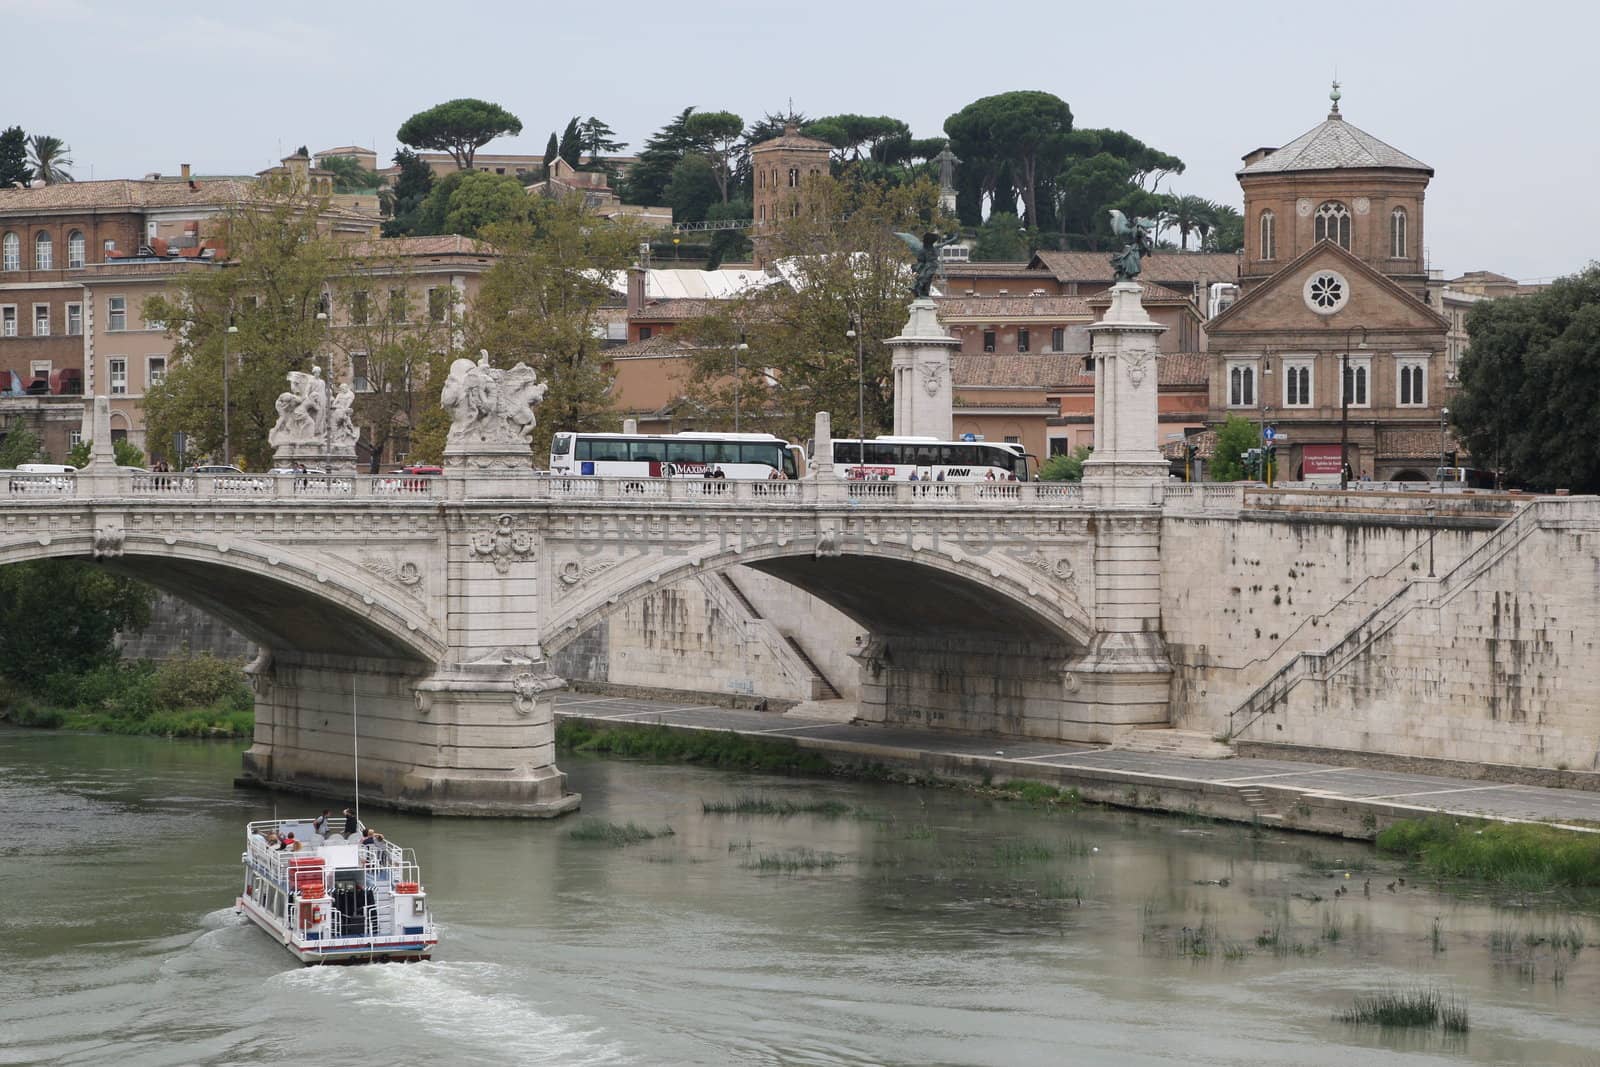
[{"x1": 5, "y1": 0, "x2": 1591, "y2": 281}]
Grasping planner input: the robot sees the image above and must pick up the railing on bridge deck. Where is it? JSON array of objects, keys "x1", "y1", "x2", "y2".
[
  {"x1": 533, "y1": 477, "x2": 1086, "y2": 506},
  {"x1": 1, "y1": 471, "x2": 441, "y2": 500}
]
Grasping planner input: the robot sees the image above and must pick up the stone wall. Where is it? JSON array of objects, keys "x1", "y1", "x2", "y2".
[
  {"x1": 117, "y1": 592, "x2": 257, "y2": 662},
  {"x1": 1162, "y1": 511, "x2": 1489, "y2": 735},
  {"x1": 549, "y1": 566, "x2": 863, "y2": 704},
  {"x1": 1241, "y1": 500, "x2": 1600, "y2": 770}
]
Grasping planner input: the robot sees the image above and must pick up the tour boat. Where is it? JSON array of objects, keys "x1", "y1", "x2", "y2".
[{"x1": 236, "y1": 818, "x2": 437, "y2": 964}]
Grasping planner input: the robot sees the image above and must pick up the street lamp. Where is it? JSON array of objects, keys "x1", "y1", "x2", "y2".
[
  {"x1": 1340, "y1": 324, "x2": 1369, "y2": 490},
  {"x1": 734, "y1": 335, "x2": 748, "y2": 433},
  {"x1": 1438, "y1": 406, "x2": 1451, "y2": 489},
  {"x1": 222, "y1": 321, "x2": 238, "y2": 467},
  {"x1": 846, "y1": 317, "x2": 864, "y2": 474}
]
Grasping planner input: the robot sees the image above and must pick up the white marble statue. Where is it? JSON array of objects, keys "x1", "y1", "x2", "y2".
[
  {"x1": 442, "y1": 350, "x2": 548, "y2": 446},
  {"x1": 330, "y1": 383, "x2": 359, "y2": 449},
  {"x1": 267, "y1": 371, "x2": 326, "y2": 448}
]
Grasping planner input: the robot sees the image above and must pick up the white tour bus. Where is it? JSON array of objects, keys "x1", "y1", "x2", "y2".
[
  {"x1": 550, "y1": 431, "x2": 803, "y2": 480},
  {"x1": 829, "y1": 437, "x2": 1030, "y2": 482}
]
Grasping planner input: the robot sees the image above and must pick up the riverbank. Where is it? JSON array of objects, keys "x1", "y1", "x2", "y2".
[
  {"x1": 553, "y1": 693, "x2": 1600, "y2": 843},
  {"x1": 0, "y1": 654, "x2": 253, "y2": 738}
]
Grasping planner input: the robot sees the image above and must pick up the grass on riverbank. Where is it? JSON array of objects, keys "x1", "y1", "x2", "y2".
[
  {"x1": 0, "y1": 655, "x2": 253, "y2": 739},
  {"x1": 557, "y1": 720, "x2": 833, "y2": 774},
  {"x1": 1337, "y1": 987, "x2": 1468, "y2": 1032},
  {"x1": 1377, "y1": 816, "x2": 1600, "y2": 890},
  {"x1": 701, "y1": 795, "x2": 860, "y2": 818}
]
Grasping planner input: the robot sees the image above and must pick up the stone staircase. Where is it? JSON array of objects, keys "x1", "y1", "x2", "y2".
[
  {"x1": 1112, "y1": 728, "x2": 1235, "y2": 759},
  {"x1": 719, "y1": 572, "x2": 842, "y2": 702},
  {"x1": 1235, "y1": 784, "x2": 1283, "y2": 821}
]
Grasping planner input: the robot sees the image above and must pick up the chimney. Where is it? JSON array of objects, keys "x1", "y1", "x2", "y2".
[
  {"x1": 627, "y1": 265, "x2": 647, "y2": 315},
  {"x1": 181, "y1": 163, "x2": 191, "y2": 181}
]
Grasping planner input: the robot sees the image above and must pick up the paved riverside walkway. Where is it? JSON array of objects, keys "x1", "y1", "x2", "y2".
[{"x1": 554, "y1": 692, "x2": 1600, "y2": 832}]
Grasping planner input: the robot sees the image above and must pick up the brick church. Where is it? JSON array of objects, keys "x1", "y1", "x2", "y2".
[{"x1": 1204, "y1": 84, "x2": 1452, "y2": 482}]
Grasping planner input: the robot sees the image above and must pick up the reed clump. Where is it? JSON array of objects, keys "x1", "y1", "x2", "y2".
[
  {"x1": 557, "y1": 721, "x2": 832, "y2": 775},
  {"x1": 1337, "y1": 987, "x2": 1468, "y2": 1032},
  {"x1": 1377, "y1": 816, "x2": 1600, "y2": 888},
  {"x1": 564, "y1": 819, "x2": 674, "y2": 846},
  {"x1": 700, "y1": 795, "x2": 857, "y2": 818}
]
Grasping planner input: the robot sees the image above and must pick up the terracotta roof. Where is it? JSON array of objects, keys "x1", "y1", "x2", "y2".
[
  {"x1": 1161, "y1": 429, "x2": 1217, "y2": 460},
  {"x1": 1029, "y1": 250, "x2": 1240, "y2": 287},
  {"x1": 1379, "y1": 428, "x2": 1462, "y2": 460},
  {"x1": 952, "y1": 354, "x2": 1087, "y2": 388},
  {"x1": 941, "y1": 262, "x2": 1039, "y2": 277},
  {"x1": 1084, "y1": 280, "x2": 1195, "y2": 305},
  {"x1": 751, "y1": 125, "x2": 834, "y2": 153},
  {"x1": 1158, "y1": 353, "x2": 1211, "y2": 387},
  {"x1": 1239, "y1": 112, "x2": 1431, "y2": 176},
  {"x1": 937, "y1": 295, "x2": 1094, "y2": 319},
  {"x1": 633, "y1": 298, "x2": 724, "y2": 321},
  {"x1": 0, "y1": 178, "x2": 256, "y2": 213},
  {"x1": 347, "y1": 235, "x2": 493, "y2": 258},
  {"x1": 607, "y1": 334, "x2": 705, "y2": 358}
]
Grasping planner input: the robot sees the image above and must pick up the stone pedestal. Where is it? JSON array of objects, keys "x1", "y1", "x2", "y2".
[
  {"x1": 272, "y1": 441, "x2": 357, "y2": 473},
  {"x1": 1069, "y1": 282, "x2": 1173, "y2": 739},
  {"x1": 1081, "y1": 283, "x2": 1170, "y2": 506},
  {"x1": 886, "y1": 298, "x2": 958, "y2": 440}
]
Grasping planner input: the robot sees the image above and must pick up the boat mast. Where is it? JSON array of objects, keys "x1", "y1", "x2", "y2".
[{"x1": 352, "y1": 679, "x2": 361, "y2": 826}]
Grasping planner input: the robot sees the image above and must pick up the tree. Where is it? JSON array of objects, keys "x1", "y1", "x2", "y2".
[
  {"x1": 438, "y1": 171, "x2": 530, "y2": 236},
  {"x1": 0, "y1": 425, "x2": 41, "y2": 467},
  {"x1": 396, "y1": 98, "x2": 523, "y2": 170},
  {"x1": 143, "y1": 190, "x2": 338, "y2": 470},
  {"x1": 543, "y1": 132, "x2": 559, "y2": 172},
  {"x1": 705, "y1": 198, "x2": 753, "y2": 269},
  {"x1": 68, "y1": 438, "x2": 145, "y2": 467},
  {"x1": 1038, "y1": 445, "x2": 1092, "y2": 481},
  {"x1": 664, "y1": 155, "x2": 721, "y2": 225},
  {"x1": 1203, "y1": 204, "x2": 1244, "y2": 253},
  {"x1": 27, "y1": 134, "x2": 73, "y2": 184},
  {"x1": 623, "y1": 107, "x2": 698, "y2": 206},
  {"x1": 685, "y1": 174, "x2": 949, "y2": 441},
  {"x1": 437, "y1": 197, "x2": 649, "y2": 460},
  {"x1": 577, "y1": 117, "x2": 626, "y2": 158},
  {"x1": 557, "y1": 116, "x2": 583, "y2": 169},
  {"x1": 684, "y1": 110, "x2": 744, "y2": 203},
  {"x1": 946, "y1": 92, "x2": 1073, "y2": 228},
  {"x1": 1165, "y1": 194, "x2": 1215, "y2": 251},
  {"x1": 1210, "y1": 415, "x2": 1260, "y2": 482},
  {"x1": 970, "y1": 212, "x2": 1035, "y2": 262},
  {"x1": 318, "y1": 154, "x2": 383, "y2": 193},
  {"x1": 805, "y1": 114, "x2": 911, "y2": 165},
  {"x1": 0, "y1": 561, "x2": 153, "y2": 686},
  {"x1": 326, "y1": 249, "x2": 456, "y2": 472},
  {"x1": 381, "y1": 149, "x2": 434, "y2": 236},
  {"x1": 1453, "y1": 266, "x2": 1600, "y2": 491},
  {"x1": 0, "y1": 126, "x2": 28, "y2": 188}
]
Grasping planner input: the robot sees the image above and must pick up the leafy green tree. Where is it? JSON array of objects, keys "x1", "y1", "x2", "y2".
[
  {"x1": 577, "y1": 117, "x2": 625, "y2": 157},
  {"x1": 27, "y1": 134, "x2": 73, "y2": 184},
  {"x1": 684, "y1": 110, "x2": 744, "y2": 202},
  {"x1": 1210, "y1": 415, "x2": 1260, "y2": 482},
  {"x1": 971, "y1": 212, "x2": 1035, "y2": 262},
  {"x1": 543, "y1": 131, "x2": 559, "y2": 172},
  {"x1": 0, "y1": 561, "x2": 153, "y2": 686},
  {"x1": 381, "y1": 148, "x2": 434, "y2": 236},
  {"x1": 1038, "y1": 445, "x2": 1092, "y2": 481},
  {"x1": 439, "y1": 197, "x2": 649, "y2": 459},
  {"x1": 705, "y1": 198, "x2": 753, "y2": 268},
  {"x1": 396, "y1": 98, "x2": 523, "y2": 170},
  {"x1": 439, "y1": 171, "x2": 530, "y2": 236},
  {"x1": 945, "y1": 91, "x2": 1073, "y2": 228},
  {"x1": 1164, "y1": 193, "x2": 1215, "y2": 251},
  {"x1": 1453, "y1": 266, "x2": 1600, "y2": 491},
  {"x1": 557, "y1": 116, "x2": 583, "y2": 168},
  {"x1": 1198, "y1": 202, "x2": 1242, "y2": 252},
  {"x1": 68, "y1": 439, "x2": 145, "y2": 467},
  {"x1": 624, "y1": 107, "x2": 698, "y2": 206},
  {"x1": 144, "y1": 191, "x2": 337, "y2": 470},
  {"x1": 318, "y1": 154, "x2": 382, "y2": 193},
  {"x1": 664, "y1": 154, "x2": 721, "y2": 225},
  {"x1": 0, "y1": 126, "x2": 28, "y2": 188},
  {"x1": 805, "y1": 114, "x2": 911, "y2": 165},
  {"x1": 686, "y1": 174, "x2": 949, "y2": 441},
  {"x1": 0, "y1": 425, "x2": 41, "y2": 466}
]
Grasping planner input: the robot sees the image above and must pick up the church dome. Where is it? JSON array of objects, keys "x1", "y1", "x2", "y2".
[{"x1": 1239, "y1": 87, "x2": 1432, "y2": 177}]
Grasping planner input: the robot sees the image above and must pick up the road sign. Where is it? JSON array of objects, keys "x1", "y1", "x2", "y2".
[
  {"x1": 960, "y1": 433, "x2": 977, "y2": 442},
  {"x1": 1263, "y1": 426, "x2": 1276, "y2": 443}
]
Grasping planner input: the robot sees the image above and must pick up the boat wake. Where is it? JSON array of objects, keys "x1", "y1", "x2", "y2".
[{"x1": 272, "y1": 961, "x2": 634, "y2": 1065}]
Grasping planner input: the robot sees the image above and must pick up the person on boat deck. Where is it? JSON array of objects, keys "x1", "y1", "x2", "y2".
[
  {"x1": 278, "y1": 832, "x2": 302, "y2": 852},
  {"x1": 360, "y1": 828, "x2": 384, "y2": 846},
  {"x1": 312, "y1": 809, "x2": 330, "y2": 836},
  {"x1": 343, "y1": 808, "x2": 358, "y2": 835},
  {"x1": 264, "y1": 830, "x2": 281, "y2": 848}
]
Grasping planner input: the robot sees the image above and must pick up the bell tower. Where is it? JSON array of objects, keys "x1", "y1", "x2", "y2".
[{"x1": 749, "y1": 123, "x2": 832, "y2": 267}]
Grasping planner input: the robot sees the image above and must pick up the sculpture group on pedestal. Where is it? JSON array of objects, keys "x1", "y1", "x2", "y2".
[
  {"x1": 267, "y1": 370, "x2": 359, "y2": 452},
  {"x1": 441, "y1": 350, "x2": 548, "y2": 447}
]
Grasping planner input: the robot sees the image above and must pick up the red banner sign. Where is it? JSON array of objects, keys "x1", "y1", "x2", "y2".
[{"x1": 1302, "y1": 444, "x2": 1344, "y2": 476}]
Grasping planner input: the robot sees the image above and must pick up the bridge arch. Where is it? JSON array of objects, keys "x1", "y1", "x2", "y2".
[
  {"x1": 0, "y1": 529, "x2": 445, "y2": 663},
  {"x1": 545, "y1": 538, "x2": 1094, "y2": 655}
]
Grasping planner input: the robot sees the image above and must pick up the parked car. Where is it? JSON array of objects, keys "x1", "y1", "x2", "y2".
[
  {"x1": 379, "y1": 464, "x2": 442, "y2": 492},
  {"x1": 187, "y1": 464, "x2": 267, "y2": 491}
]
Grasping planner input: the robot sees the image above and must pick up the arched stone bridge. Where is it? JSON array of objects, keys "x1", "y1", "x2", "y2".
[{"x1": 0, "y1": 467, "x2": 1170, "y2": 815}]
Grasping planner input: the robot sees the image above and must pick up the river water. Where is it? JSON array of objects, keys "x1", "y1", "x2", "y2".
[{"x1": 4, "y1": 727, "x2": 1600, "y2": 1066}]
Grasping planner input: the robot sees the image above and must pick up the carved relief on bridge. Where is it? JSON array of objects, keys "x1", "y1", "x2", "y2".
[
  {"x1": 358, "y1": 554, "x2": 426, "y2": 601},
  {"x1": 470, "y1": 513, "x2": 536, "y2": 573}
]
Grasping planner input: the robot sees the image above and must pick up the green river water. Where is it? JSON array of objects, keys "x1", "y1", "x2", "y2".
[{"x1": 3, "y1": 726, "x2": 1600, "y2": 1066}]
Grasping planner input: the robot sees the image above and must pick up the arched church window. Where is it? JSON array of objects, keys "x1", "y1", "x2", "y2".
[
  {"x1": 1259, "y1": 210, "x2": 1276, "y2": 260},
  {"x1": 1390, "y1": 207, "x2": 1407, "y2": 258},
  {"x1": 788, "y1": 167, "x2": 799, "y2": 188},
  {"x1": 1315, "y1": 202, "x2": 1350, "y2": 249}
]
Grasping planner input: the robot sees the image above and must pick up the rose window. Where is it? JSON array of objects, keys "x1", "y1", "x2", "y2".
[{"x1": 1302, "y1": 270, "x2": 1350, "y2": 315}]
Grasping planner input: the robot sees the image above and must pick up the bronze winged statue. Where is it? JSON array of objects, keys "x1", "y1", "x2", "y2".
[
  {"x1": 1107, "y1": 209, "x2": 1157, "y2": 283},
  {"x1": 894, "y1": 230, "x2": 959, "y2": 299}
]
